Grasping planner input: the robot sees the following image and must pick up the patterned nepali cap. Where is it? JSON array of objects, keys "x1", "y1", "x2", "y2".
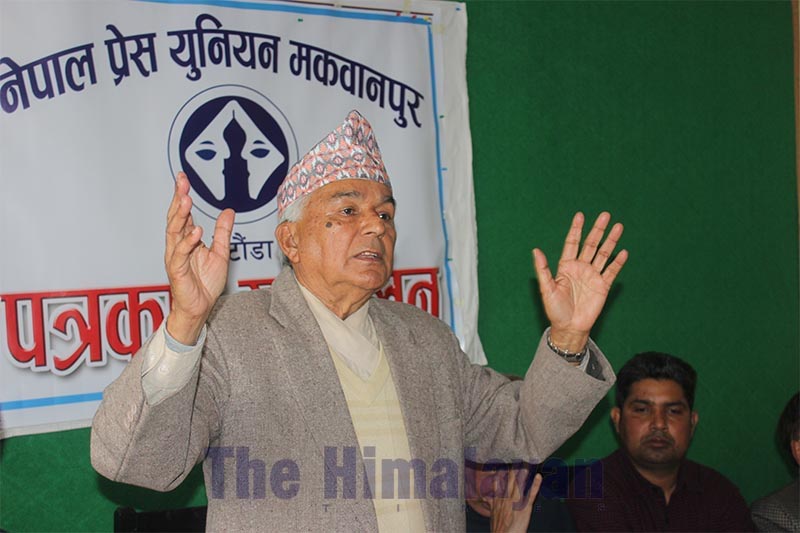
[{"x1": 276, "y1": 110, "x2": 391, "y2": 219}]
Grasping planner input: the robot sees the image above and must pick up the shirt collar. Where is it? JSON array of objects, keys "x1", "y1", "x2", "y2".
[
  {"x1": 295, "y1": 277, "x2": 381, "y2": 380},
  {"x1": 614, "y1": 449, "x2": 702, "y2": 497}
]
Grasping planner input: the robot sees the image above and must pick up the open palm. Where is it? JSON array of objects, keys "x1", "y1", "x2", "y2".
[
  {"x1": 164, "y1": 173, "x2": 235, "y2": 345},
  {"x1": 533, "y1": 212, "x2": 627, "y2": 352}
]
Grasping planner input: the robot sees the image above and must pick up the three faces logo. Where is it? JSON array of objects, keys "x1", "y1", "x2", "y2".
[{"x1": 168, "y1": 85, "x2": 298, "y2": 224}]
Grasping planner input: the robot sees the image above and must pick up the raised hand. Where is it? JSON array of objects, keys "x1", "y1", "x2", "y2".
[
  {"x1": 489, "y1": 470, "x2": 543, "y2": 533},
  {"x1": 532, "y1": 212, "x2": 627, "y2": 353},
  {"x1": 164, "y1": 172, "x2": 235, "y2": 345}
]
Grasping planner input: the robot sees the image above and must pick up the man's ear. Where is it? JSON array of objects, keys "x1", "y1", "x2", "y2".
[
  {"x1": 275, "y1": 222, "x2": 299, "y2": 264},
  {"x1": 690, "y1": 411, "x2": 699, "y2": 437},
  {"x1": 791, "y1": 439, "x2": 800, "y2": 466},
  {"x1": 611, "y1": 407, "x2": 621, "y2": 434}
]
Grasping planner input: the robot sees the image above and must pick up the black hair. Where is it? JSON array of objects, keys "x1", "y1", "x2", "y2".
[
  {"x1": 777, "y1": 392, "x2": 799, "y2": 455},
  {"x1": 464, "y1": 460, "x2": 540, "y2": 497},
  {"x1": 615, "y1": 351, "x2": 697, "y2": 409}
]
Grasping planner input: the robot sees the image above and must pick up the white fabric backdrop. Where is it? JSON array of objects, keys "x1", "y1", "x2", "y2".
[{"x1": 0, "y1": 0, "x2": 485, "y2": 438}]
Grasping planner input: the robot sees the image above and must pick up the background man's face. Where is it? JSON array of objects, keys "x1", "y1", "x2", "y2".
[
  {"x1": 611, "y1": 378, "x2": 698, "y2": 472},
  {"x1": 287, "y1": 179, "x2": 396, "y2": 300},
  {"x1": 464, "y1": 464, "x2": 530, "y2": 518}
]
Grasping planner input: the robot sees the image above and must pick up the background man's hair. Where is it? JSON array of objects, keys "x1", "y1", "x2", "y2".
[
  {"x1": 615, "y1": 351, "x2": 697, "y2": 409},
  {"x1": 777, "y1": 392, "x2": 799, "y2": 455},
  {"x1": 464, "y1": 460, "x2": 540, "y2": 498}
]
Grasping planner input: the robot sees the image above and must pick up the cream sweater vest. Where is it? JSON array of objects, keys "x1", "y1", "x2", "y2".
[{"x1": 299, "y1": 285, "x2": 426, "y2": 532}]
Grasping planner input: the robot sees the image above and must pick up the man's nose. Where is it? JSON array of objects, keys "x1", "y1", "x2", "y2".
[
  {"x1": 651, "y1": 409, "x2": 668, "y2": 430},
  {"x1": 362, "y1": 212, "x2": 387, "y2": 237}
]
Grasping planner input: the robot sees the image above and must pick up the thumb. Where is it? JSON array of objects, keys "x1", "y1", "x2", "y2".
[{"x1": 532, "y1": 248, "x2": 555, "y2": 296}]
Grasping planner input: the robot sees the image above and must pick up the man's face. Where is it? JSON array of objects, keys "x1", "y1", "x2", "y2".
[
  {"x1": 278, "y1": 179, "x2": 396, "y2": 306},
  {"x1": 611, "y1": 378, "x2": 699, "y2": 473},
  {"x1": 464, "y1": 464, "x2": 530, "y2": 518}
]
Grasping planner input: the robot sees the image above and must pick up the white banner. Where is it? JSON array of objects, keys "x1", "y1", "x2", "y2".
[{"x1": 0, "y1": 0, "x2": 484, "y2": 438}]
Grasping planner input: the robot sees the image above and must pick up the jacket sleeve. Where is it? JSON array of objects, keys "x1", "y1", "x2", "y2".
[
  {"x1": 461, "y1": 327, "x2": 616, "y2": 464},
  {"x1": 90, "y1": 322, "x2": 229, "y2": 491}
]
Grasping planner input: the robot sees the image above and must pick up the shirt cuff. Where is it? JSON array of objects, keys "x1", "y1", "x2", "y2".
[
  {"x1": 164, "y1": 323, "x2": 207, "y2": 352},
  {"x1": 576, "y1": 350, "x2": 590, "y2": 372},
  {"x1": 141, "y1": 321, "x2": 205, "y2": 405}
]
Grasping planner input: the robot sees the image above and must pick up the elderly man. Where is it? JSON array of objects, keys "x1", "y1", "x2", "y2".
[
  {"x1": 567, "y1": 352, "x2": 755, "y2": 532},
  {"x1": 91, "y1": 110, "x2": 627, "y2": 531}
]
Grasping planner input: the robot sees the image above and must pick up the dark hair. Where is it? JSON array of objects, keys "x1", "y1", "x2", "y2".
[
  {"x1": 464, "y1": 460, "x2": 540, "y2": 498},
  {"x1": 615, "y1": 352, "x2": 697, "y2": 409},
  {"x1": 777, "y1": 392, "x2": 799, "y2": 454}
]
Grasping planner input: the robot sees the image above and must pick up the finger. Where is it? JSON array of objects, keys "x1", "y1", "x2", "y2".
[
  {"x1": 488, "y1": 474, "x2": 501, "y2": 510},
  {"x1": 184, "y1": 212, "x2": 196, "y2": 239},
  {"x1": 210, "y1": 208, "x2": 236, "y2": 259},
  {"x1": 578, "y1": 211, "x2": 611, "y2": 263},
  {"x1": 165, "y1": 195, "x2": 194, "y2": 265},
  {"x1": 493, "y1": 471, "x2": 504, "y2": 499},
  {"x1": 532, "y1": 248, "x2": 555, "y2": 297},
  {"x1": 559, "y1": 212, "x2": 585, "y2": 262},
  {"x1": 166, "y1": 172, "x2": 190, "y2": 225},
  {"x1": 601, "y1": 249, "x2": 629, "y2": 285},
  {"x1": 166, "y1": 178, "x2": 193, "y2": 254},
  {"x1": 509, "y1": 468, "x2": 532, "y2": 511},
  {"x1": 592, "y1": 222, "x2": 624, "y2": 272},
  {"x1": 174, "y1": 211, "x2": 195, "y2": 244},
  {"x1": 528, "y1": 473, "x2": 543, "y2": 504},
  {"x1": 168, "y1": 225, "x2": 204, "y2": 276},
  {"x1": 507, "y1": 468, "x2": 520, "y2": 500},
  {"x1": 509, "y1": 471, "x2": 539, "y2": 533},
  {"x1": 490, "y1": 498, "x2": 513, "y2": 533}
]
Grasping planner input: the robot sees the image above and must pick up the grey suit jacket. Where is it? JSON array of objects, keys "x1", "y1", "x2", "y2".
[
  {"x1": 91, "y1": 268, "x2": 615, "y2": 532},
  {"x1": 751, "y1": 479, "x2": 800, "y2": 532}
]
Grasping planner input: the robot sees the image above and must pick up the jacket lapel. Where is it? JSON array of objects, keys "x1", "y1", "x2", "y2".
[
  {"x1": 371, "y1": 302, "x2": 442, "y2": 532},
  {"x1": 267, "y1": 268, "x2": 377, "y2": 530}
]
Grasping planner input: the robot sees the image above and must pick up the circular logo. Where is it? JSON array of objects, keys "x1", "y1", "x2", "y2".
[{"x1": 168, "y1": 85, "x2": 297, "y2": 224}]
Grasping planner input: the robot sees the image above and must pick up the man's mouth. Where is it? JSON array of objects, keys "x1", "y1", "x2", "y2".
[
  {"x1": 643, "y1": 434, "x2": 673, "y2": 448},
  {"x1": 355, "y1": 250, "x2": 382, "y2": 260}
]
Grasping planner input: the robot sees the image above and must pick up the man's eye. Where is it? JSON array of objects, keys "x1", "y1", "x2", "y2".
[
  {"x1": 342, "y1": 207, "x2": 355, "y2": 215},
  {"x1": 379, "y1": 212, "x2": 392, "y2": 221},
  {"x1": 669, "y1": 408, "x2": 685, "y2": 415}
]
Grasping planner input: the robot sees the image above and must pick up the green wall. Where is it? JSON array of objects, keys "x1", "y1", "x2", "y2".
[
  {"x1": 468, "y1": 0, "x2": 799, "y2": 507},
  {"x1": 1, "y1": 1, "x2": 798, "y2": 531}
]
